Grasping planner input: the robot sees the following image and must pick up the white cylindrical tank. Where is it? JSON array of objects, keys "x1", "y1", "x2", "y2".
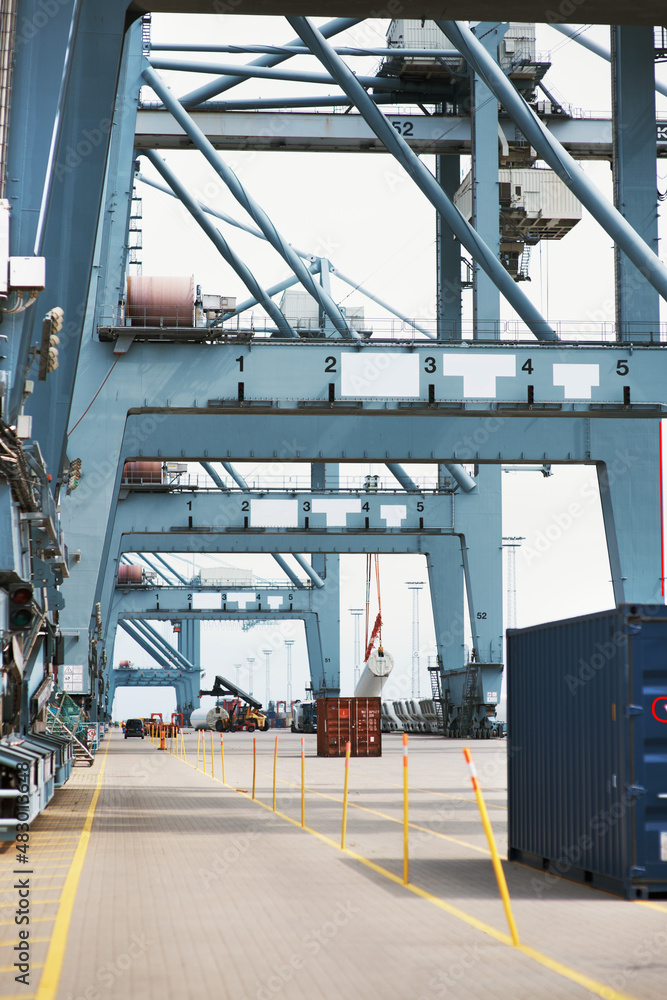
[
  {"x1": 189, "y1": 706, "x2": 229, "y2": 730},
  {"x1": 189, "y1": 708, "x2": 208, "y2": 730},
  {"x1": 354, "y1": 648, "x2": 394, "y2": 698}
]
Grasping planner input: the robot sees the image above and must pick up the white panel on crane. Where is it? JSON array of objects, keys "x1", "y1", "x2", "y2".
[
  {"x1": 552, "y1": 363, "x2": 600, "y2": 399},
  {"x1": 192, "y1": 593, "x2": 222, "y2": 609},
  {"x1": 250, "y1": 498, "x2": 298, "y2": 527},
  {"x1": 341, "y1": 353, "x2": 420, "y2": 397}
]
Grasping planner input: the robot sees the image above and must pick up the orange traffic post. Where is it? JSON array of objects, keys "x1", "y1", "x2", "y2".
[
  {"x1": 252, "y1": 737, "x2": 256, "y2": 800},
  {"x1": 463, "y1": 747, "x2": 520, "y2": 947},
  {"x1": 300, "y1": 737, "x2": 305, "y2": 828},
  {"x1": 202, "y1": 728, "x2": 207, "y2": 773},
  {"x1": 272, "y1": 736, "x2": 278, "y2": 812},
  {"x1": 160, "y1": 726, "x2": 166, "y2": 751},
  {"x1": 210, "y1": 731, "x2": 215, "y2": 778},
  {"x1": 220, "y1": 735, "x2": 225, "y2": 784},
  {"x1": 196, "y1": 731, "x2": 200, "y2": 769},
  {"x1": 402, "y1": 733, "x2": 409, "y2": 884},
  {"x1": 341, "y1": 741, "x2": 351, "y2": 849}
]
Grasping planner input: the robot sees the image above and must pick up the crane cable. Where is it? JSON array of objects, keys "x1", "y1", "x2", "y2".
[{"x1": 363, "y1": 553, "x2": 383, "y2": 663}]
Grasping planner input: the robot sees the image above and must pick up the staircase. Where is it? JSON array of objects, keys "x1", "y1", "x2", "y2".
[
  {"x1": 428, "y1": 664, "x2": 447, "y2": 736},
  {"x1": 458, "y1": 661, "x2": 480, "y2": 738},
  {"x1": 46, "y1": 695, "x2": 94, "y2": 766},
  {"x1": 516, "y1": 244, "x2": 532, "y2": 281}
]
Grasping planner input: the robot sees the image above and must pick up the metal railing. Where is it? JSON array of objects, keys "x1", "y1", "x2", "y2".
[
  {"x1": 123, "y1": 471, "x2": 446, "y2": 492},
  {"x1": 98, "y1": 303, "x2": 667, "y2": 344}
]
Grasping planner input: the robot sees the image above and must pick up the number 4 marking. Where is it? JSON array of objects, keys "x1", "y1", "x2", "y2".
[{"x1": 521, "y1": 358, "x2": 533, "y2": 374}]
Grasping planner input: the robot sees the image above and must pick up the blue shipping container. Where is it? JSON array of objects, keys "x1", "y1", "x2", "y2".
[{"x1": 507, "y1": 604, "x2": 667, "y2": 898}]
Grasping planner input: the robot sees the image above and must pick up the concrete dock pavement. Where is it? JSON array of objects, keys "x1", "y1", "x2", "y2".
[{"x1": 0, "y1": 730, "x2": 665, "y2": 999}]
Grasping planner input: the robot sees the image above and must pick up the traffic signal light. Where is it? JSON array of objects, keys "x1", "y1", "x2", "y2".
[
  {"x1": 7, "y1": 582, "x2": 34, "y2": 634},
  {"x1": 38, "y1": 307, "x2": 63, "y2": 381},
  {"x1": 67, "y1": 458, "x2": 82, "y2": 492}
]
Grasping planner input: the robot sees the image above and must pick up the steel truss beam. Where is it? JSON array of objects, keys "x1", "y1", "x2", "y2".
[
  {"x1": 114, "y1": 585, "x2": 319, "y2": 613},
  {"x1": 109, "y1": 609, "x2": 327, "y2": 698},
  {"x1": 143, "y1": 150, "x2": 297, "y2": 336},
  {"x1": 134, "y1": 111, "x2": 667, "y2": 158},
  {"x1": 440, "y1": 20, "x2": 667, "y2": 309},
  {"x1": 178, "y1": 16, "x2": 362, "y2": 107},
  {"x1": 106, "y1": 525, "x2": 500, "y2": 691},
  {"x1": 150, "y1": 55, "x2": 456, "y2": 95},
  {"x1": 552, "y1": 24, "x2": 667, "y2": 101},
  {"x1": 82, "y1": 341, "x2": 667, "y2": 409},
  {"x1": 10, "y1": 1, "x2": 131, "y2": 477},
  {"x1": 142, "y1": 67, "x2": 355, "y2": 339},
  {"x1": 287, "y1": 17, "x2": 556, "y2": 343}
]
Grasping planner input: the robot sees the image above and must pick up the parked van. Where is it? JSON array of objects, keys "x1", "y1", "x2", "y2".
[{"x1": 125, "y1": 718, "x2": 145, "y2": 739}]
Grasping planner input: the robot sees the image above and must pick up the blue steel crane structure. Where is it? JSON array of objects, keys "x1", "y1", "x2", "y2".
[{"x1": 0, "y1": 3, "x2": 665, "y2": 788}]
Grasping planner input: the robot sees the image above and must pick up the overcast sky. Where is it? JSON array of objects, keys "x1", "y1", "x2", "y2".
[{"x1": 112, "y1": 18, "x2": 667, "y2": 720}]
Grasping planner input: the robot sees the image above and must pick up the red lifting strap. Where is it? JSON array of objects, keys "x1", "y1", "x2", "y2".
[{"x1": 364, "y1": 611, "x2": 382, "y2": 663}]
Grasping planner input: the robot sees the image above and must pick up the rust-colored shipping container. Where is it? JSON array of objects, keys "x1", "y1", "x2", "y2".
[{"x1": 316, "y1": 697, "x2": 382, "y2": 757}]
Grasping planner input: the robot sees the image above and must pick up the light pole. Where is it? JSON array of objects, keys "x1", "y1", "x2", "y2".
[
  {"x1": 349, "y1": 609, "x2": 364, "y2": 690},
  {"x1": 234, "y1": 662, "x2": 242, "y2": 688},
  {"x1": 247, "y1": 656, "x2": 255, "y2": 696},
  {"x1": 263, "y1": 649, "x2": 272, "y2": 707},
  {"x1": 406, "y1": 582, "x2": 425, "y2": 698},
  {"x1": 285, "y1": 639, "x2": 294, "y2": 705}
]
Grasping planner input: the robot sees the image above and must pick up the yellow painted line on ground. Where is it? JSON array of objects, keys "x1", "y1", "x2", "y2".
[
  {"x1": 175, "y1": 752, "x2": 491, "y2": 858},
  {"x1": 25, "y1": 835, "x2": 84, "y2": 840},
  {"x1": 380, "y1": 778, "x2": 508, "y2": 810},
  {"x1": 0, "y1": 875, "x2": 67, "y2": 884},
  {"x1": 0, "y1": 937, "x2": 50, "y2": 947},
  {"x1": 16, "y1": 841, "x2": 80, "y2": 848},
  {"x1": 172, "y1": 743, "x2": 640, "y2": 1000},
  {"x1": 0, "y1": 962, "x2": 44, "y2": 974},
  {"x1": 635, "y1": 899, "x2": 667, "y2": 914},
  {"x1": 250, "y1": 795, "x2": 640, "y2": 1000},
  {"x1": 5, "y1": 849, "x2": 79, "y2": 855},
  {"x1": 0, "y1": 898, "x2": 61, "y2": 908},
  {"x1": 34, "y1": 739, "x2": 109, "y2": 1000},
  {"x1": 0, "y1": 916, "x2": 54, "y2": 927},
  {"x1": 273, "y1": 775, "x2": 493, "y2": 856}
]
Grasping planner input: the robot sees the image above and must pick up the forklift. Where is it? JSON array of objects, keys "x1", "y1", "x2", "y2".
[{"x1": 199, "y1": 676, "x2": 270, "y2": 732}]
